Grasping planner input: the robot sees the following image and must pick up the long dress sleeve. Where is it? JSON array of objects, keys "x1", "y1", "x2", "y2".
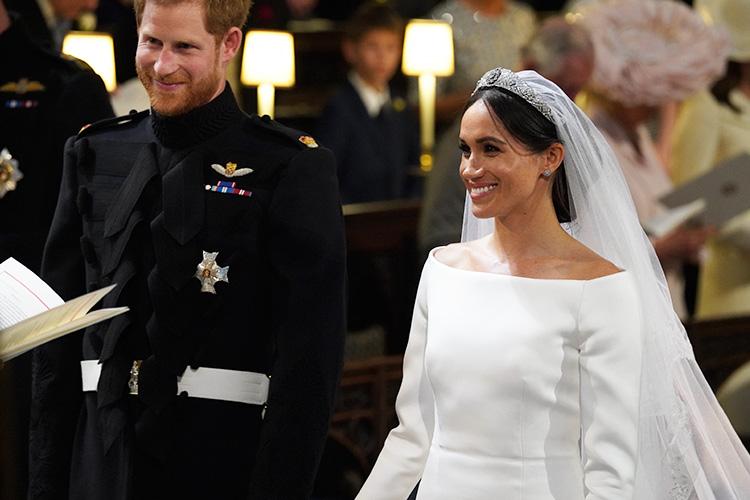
[
  {"x1": 577, "y1": 274, "x2": 644, "y2": 500},
  {"x1": 356, "y1": 265, "x2": 434, "y2": 500}
]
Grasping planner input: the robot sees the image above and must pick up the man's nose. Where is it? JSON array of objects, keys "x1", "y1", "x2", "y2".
[{"x1": 153, "y1": 50, "x2": 178, "y2": 77}]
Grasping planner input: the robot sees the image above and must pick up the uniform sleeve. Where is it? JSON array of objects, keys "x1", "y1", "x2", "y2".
[
  {"x1": 247, "y1": 146, "x2": 347, "y2": 499},
  {"x1": 670, "y1": 91, "x2": 720, "y2": 185},
  {"x1": 356, "y1": 265, "x2": 434, "y2": 500},
  {"x1": 578, "y1": 274, "x2": 643, "y2": 500},
  {"x1": 28, "y1": 137, "x2": 86, "y2": 499}
]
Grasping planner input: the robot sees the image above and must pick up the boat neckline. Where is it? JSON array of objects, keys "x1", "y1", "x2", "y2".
[{"x1": 428, "y1": 247, "x2": 628, "y2": 283}]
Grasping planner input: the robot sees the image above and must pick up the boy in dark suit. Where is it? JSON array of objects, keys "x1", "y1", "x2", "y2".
[{"x1": 316, "y1": 1, "x2": 419, "y2": 204}]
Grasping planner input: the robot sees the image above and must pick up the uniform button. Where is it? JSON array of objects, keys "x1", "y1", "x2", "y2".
[
  {"x1": 261, "y1": 114, "x2": 271, "y2": 123},
  {"x1": 179, "y1": 391, "x2": 189, "y2": 398},
  {"x1": 129, "y1": 109, "x2": 138, "y2": 115}
]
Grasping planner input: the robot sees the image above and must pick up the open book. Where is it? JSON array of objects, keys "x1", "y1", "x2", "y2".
[
  {"x1": 645, "y1": 153, "x2": 750, "y2": 237},
  {"x1": 0, "y1": 258, "x2": 128, "y2": 362}
]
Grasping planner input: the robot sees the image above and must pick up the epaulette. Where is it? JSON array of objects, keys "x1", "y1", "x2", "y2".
[
  {"x1": 248, "y1": 114, "x2": 320, "y2": 150},
  {"x1": 60, "y1": 53, "x2": 96, "y2": 73},
  {"x1": 77, "y1": 110, "x2": 150, "y2": 138}
]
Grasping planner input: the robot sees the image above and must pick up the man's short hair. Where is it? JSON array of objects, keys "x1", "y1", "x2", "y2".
[
  {"x1": 134, "y1": 0, "x2": 252, "y2": 38},
  {"x1": 344, "y1": 1, "x2": 404, "y2": 42},
  {"x1": 522, "y1": 17, "x2": 593, "y2": 77}
]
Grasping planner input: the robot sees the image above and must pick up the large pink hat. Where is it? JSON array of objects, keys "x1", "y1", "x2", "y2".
[{"x1": 580, "y1": 0, "x2": 731, "y2": 105}]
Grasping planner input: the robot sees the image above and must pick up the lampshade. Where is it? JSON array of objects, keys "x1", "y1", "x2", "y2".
[
  {"x1": 402, "y1": 20, "x2": 454, "y2": 77},
  {"x1": 62, "y1": 31, "x2": 117, "y2": 92},
  {"x1": 241, "y1": 31, "x2": 296, "y2": 87}
]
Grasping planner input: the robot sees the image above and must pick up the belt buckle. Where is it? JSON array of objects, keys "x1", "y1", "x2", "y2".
[{"x1": 128, "y1": 360, "x2": 142, "y2": 395}]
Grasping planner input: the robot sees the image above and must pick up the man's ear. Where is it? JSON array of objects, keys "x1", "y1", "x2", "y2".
[{"x1": 221, "y1": 27, "x2": 243, "y2": 64}]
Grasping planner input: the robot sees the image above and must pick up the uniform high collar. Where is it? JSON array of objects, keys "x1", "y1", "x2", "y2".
[{"x1": 150, "y1": 84, "x2": 244, "y2": 149}]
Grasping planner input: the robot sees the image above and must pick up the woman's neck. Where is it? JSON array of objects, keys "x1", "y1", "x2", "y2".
[{"x1": 490, "y1": 200, "x2": 569, "y2": 265}]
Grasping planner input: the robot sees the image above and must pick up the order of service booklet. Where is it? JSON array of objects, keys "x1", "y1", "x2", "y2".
[
  {"x1": 644, "y1": 153, "x2": 750, "y2": 237},
  {"x1": 0, "y1": 257, "x2": 128, "y2": 363}
]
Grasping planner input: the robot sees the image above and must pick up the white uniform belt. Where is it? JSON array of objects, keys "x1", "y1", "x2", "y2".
[{"x1": 80, "y1": 360, "x2": 269, "y2": 406}]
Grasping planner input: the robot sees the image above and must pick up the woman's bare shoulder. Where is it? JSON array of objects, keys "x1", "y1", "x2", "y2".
[
  {"x1": 434, "y1": 242, "x2": 471, "y2": 266},
  {"x1": 567, "y1": 244, "x2": 622, "y2": 280},
  {"x1": 433, "y1": 240, "x2": 488, "y2": 270}
]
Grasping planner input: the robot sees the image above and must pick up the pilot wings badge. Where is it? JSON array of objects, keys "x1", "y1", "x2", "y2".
[
  {"x1": 0, "y1": 148, "x2": 23, "y2": 199},
  {"x1": 0, "y1": 78, "x2": 46, "y2": 95},
  {"x1": 211, "y1": 161, "x2": 253, "y2": 178}
]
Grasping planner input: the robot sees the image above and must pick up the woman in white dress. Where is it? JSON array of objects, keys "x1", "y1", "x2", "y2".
[{"x1": 356, "y1": 68, "x2": 750, "y2": 499}]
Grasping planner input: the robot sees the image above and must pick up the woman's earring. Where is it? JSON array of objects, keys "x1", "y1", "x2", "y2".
[{"x1": 542, "y1": 169, "x2": 552, "y2": 178}]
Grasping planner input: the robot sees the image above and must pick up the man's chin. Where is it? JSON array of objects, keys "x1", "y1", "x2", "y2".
[{"x1": 149, "y1": 96, "x2": 191, "y2": 117}]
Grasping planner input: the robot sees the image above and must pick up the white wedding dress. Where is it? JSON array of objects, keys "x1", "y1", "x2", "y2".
[{"x1": 356, "y1": 249, "x2": 644, "y2": 500}]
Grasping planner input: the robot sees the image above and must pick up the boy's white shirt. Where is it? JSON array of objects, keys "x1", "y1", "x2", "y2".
[{"x1": 349, "y1": 71, "x2": 391, "y2": 118}]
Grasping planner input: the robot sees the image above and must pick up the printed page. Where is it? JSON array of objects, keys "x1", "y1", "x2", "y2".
[
  {"x1": 0, "y1": 258, "x2": 128, "y2": 362},
  {"x1": 0, "y1": 306, "x2": 128, "y2": 362},
  {"x1": 0, "y1": 258, "x2": 63, "y2": 330}
]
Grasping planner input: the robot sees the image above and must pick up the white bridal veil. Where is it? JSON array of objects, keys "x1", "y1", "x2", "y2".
[{"x1": 462, "y1": 68, "x2": 750, "y2": 499}]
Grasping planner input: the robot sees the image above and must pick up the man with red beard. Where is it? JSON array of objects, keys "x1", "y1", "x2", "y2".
[{"x1": 29, "y1": 1, "x2": 346, "y2": 499}]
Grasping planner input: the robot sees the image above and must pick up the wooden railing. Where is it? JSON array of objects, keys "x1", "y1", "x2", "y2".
[
  {"x1": 343, "y1": 199, "x2": 422, "y2": 355},
  {"x1": 343, "y1": 199, "x2": 421, "y2": 253},
  {"x1": 329, "y1": 355, "x2": 404, "y2": 470}
]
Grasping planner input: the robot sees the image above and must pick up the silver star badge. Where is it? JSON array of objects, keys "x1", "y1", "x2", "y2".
[
  {"x1": 195, "y1": 251, "x2": 229, "y2": 294},
  {"x1": 0, "y1": 148, "x2": 23, "y2": 199},
  {"x1": 211, "y1": 161, "x2": 253, "y2": 178}
]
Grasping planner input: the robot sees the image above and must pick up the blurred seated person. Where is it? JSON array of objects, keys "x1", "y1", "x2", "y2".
[
  {"x1": 670, "y1": 0, "x2": 750, "y2": 320},
  {"x1": 5, "y1": 0, "x2": 98, "y2": 49},
  {"x1": 580, "y1": 0, "x2": 727, "y2": 319},
  {"x1": 316, "y1": 1, "x2": 419, "y2": 204},
  {"x1": 428, "y1": 0, "x2": 536, "y2": 124},
  {"x1": 418, "y1": 15, "x2": 592, "y2": 256},
  {"x1": 521, "y1": 16, "x2": 593, "y2": 101}
]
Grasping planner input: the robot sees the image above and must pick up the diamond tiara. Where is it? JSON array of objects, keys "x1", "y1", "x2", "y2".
[{"x1": 472, "y1": 68, "x2": 554, "y2": 122}]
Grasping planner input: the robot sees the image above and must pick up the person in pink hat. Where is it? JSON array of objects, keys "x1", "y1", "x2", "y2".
[
  {"x1": 671, "y1": 0, "x2": 750, "y2": 321},
  {"x1": 580, "y1": 0, "x2": 729, "y2": 319}
]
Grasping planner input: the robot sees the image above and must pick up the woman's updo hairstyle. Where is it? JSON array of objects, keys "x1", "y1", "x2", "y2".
[{"x1": 464, "y1": 87, "x2": 572, "y2": 223}]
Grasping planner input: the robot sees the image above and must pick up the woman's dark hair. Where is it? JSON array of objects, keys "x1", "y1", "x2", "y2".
[
  {"x1": 711, "y1": 60, "x2": 742, "y2": 113},
  {"x1": 464, "y1": 87, "x2": 572, "y2": 223}
]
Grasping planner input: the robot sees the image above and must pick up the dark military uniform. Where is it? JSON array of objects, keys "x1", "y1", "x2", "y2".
[
  {"x1": 0, "y1": 13, "x2": 114, "y2": 272},
  {"x1": 29, "y1": 86, "x2": 346, "y2": 500},
  {"x1": 0, "y1": 14, "x2": 113, "y2": 500}
]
